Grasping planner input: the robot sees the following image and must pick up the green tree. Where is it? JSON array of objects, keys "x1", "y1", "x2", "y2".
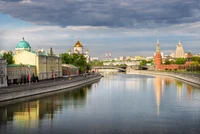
[
  {"x1": 140, "y1": 60, "x2": 147, "y2": 66},
  {"x1": 62, "y1": 53, "x2": 89, "y2": 73},
  {"x1": 164, "y1": 59, "x2": 171, "y2": 65},
  {"x1": 192, "y1": 56, "x2": 200, "y2": 63},
  {"x1": 3, "y1": 51, "x2": 14, "y2": 64},
  {"x1": 174, "y1": 58, "x2": 186, "y2": 64}
]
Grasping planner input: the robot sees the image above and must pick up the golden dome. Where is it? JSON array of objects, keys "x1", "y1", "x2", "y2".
[
  {"x1": 86, "y1": 48, "x2": 89, "y2": 52},
  {"x1": 68, "y1": 49, "x2": 71, "y2": 52},
  {"x1": 74, "y1": 40, "x2": 83, "y2": 47}
]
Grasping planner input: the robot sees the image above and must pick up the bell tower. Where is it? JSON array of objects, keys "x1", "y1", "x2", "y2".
[{"x1": 154, "y1": 40, "x2": 162, "y2": 70}]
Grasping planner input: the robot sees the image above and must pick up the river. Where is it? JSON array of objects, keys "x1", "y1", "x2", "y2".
[{"x1": 0, "y1": 73, "x2": 200, "y2": 134}]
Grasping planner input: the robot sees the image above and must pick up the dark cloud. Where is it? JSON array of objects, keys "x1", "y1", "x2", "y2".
[{"x1": 0, "y1": 0, "x2": 200, "y2": 28}]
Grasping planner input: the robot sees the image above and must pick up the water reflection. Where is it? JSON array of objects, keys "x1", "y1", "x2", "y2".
[
  {"x1": 0, "y1": 74, "x2": 200, "y2": 133},
  {"x1": 154, "y1": 76, "x2": 162, "y2": 116},
  {"x1": 0, "y1": 85, "x2": 92, "y2": 131}
]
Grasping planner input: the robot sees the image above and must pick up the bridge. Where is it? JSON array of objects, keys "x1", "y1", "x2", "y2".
[{"x1": 92, "y1": 66, "x2": 126, "y2": 72}]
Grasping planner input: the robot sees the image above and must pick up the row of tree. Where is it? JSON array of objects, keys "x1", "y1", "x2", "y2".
[
  {"x1": 62, "y1": 53, "x2": 91, "y2": 73},
  {"x1": 164, "y1": 57, "x2": 200, "y2": 66}
]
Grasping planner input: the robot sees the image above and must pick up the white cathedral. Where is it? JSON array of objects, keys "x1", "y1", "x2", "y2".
[{"x1": 68, "y1": 40, "x2": 90, "y2": 63}]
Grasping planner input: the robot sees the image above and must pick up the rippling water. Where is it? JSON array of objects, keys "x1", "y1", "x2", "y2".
[{"x1": 0, "y1": 73, "x2": 200, "y2": 134}]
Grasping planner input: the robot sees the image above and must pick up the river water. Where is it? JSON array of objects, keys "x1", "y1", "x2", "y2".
[{"x1": 0, "y1": 73, "x2": 200, "y2": 134}]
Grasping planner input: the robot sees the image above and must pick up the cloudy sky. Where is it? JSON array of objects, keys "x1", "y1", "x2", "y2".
[{"x1": 0, "y1": 0, "x2": 200, "y2": 59}]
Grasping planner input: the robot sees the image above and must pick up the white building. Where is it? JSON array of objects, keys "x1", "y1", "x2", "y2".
[
  {"x1": 175, "y1": 41, "x2": 185, "y2": 58},
  {"x1": 68, "y1": 40, "x2": 90, "y2": 63}
]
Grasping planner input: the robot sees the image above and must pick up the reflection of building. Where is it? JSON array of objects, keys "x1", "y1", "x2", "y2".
[
  {"x1": 68, "y1": 40, "x2": 90, "y2": 63},
  {"x1": 175, "y1": 41, "x2": 185, "y2": 58},
  {"x1": 176, "y1": 81, "x2": 183, "y2": 100},
  {"x1": 154, "y1": 76, "x2": 162, "y2": 116},
  {"x1": 187, "y1": 85, "x2": 193, "y2": 100},
  {"x1": 0, "y1": 59, "x2": 7, "y2": 87},
  {"x1": 14, "y1": 38, "x2": 62, "y2": 80}
]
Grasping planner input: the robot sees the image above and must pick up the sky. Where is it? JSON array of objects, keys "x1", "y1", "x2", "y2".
[{"x1": 0, "y1": 0, "x2": 200, "y2": 59}]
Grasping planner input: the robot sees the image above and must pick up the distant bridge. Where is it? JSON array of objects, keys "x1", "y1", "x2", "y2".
[{"x1": 92, "y1": 66, "x2": 126, "y2": 72}]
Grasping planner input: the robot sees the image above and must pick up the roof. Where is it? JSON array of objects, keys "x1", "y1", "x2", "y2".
[
  {"x1": 7, "y1": 64, "x2": 36, "y2": 67},
  {"x1": 16, "y1": 38, "x2": 31, "y2": 49},
  {"x1": 74, "y1": 40, "x2": 83, "y2": 47},
  {"x1": 62, "y1": 64, "x2": 78, "y2": 68}
]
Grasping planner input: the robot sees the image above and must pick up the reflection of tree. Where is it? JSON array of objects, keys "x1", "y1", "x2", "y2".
[
  {"x1": 176, "y1": 81, "x2": 183, "y2": 101},
  {"x1": 0, "y1": 109, "x2": 7, "y2": 125},
  {"x1": 163, "y1": 78, "x2": 173, "y2": 87}
]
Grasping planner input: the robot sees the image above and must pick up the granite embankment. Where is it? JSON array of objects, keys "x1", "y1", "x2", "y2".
[
  {"x1": 0, "y1": 74, "x2": 102, "y2": 102},
  {"x1": 128, "y1": 70, "x2": 200, "y2": 86}
]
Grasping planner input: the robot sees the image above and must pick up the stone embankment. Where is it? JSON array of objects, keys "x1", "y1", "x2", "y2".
[
  {"x1": 0, "y1": 74, "x2": 102, "y2": 102},
  {"x1": 128, "y1": 70, "x2": 200, "y2": 86}
]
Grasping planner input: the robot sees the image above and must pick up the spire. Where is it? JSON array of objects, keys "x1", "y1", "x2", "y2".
[
  {"x1": 22, "y1": 37, "x2": 25, "y2": 41},
  {"x1": 178, "y1": 40, "x2": 181, "y2": 46},
  {"x1": 156, "y1": 40, "x2": 160, "y2": 53},
  {"x1": 157, "y1": 39, "x2": 159, "y2": 45}
]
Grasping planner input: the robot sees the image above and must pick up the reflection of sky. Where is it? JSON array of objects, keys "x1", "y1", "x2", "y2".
[{"x1": 1, "y1": 74, "x2": 200, "y2": 133}]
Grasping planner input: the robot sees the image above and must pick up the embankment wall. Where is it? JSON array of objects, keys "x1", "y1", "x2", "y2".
[
  {"x1": 0, "y1": 75, "x2": 102, "y2": 102},
  {"x1": 128, "y1": 70, "x2": 200, "y2": 86}
]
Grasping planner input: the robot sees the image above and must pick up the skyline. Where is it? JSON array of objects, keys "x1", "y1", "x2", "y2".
[{"x1": 1, "y1": 0, "x2": 200, "y2": 59}]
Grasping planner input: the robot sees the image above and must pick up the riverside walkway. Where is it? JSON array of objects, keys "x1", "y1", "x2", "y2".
[{"x1": 0, "y1": 73, "x2": 101, "y2": 95}]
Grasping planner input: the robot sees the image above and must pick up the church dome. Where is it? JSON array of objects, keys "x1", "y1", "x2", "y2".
[
  {"x1": 74, "y1": 40, "x2": 83, "y2": 47},
  {"x1": 16, "y1": 38, "x2": 31, "y2": 49}
]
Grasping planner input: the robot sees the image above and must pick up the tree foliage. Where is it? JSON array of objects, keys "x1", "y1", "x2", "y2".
[
  {"x1": 3, "y1": 51, "x2": 14, "y2": 64},
  {"x1": 192, "y1": 56, "x2": 200, "y2": 64},
  {"x1": 62, "y1": 53, "x2": 91, "y2": 73},
  {"x1": 174, "y1": 58, "x2": 186, "y2": 64},
  {"x1": 140, "y1": 60, "x2": 147, "y2": 66},
  {"x1": 90, "y1": 61, "x2": 104, "y2": 66}
]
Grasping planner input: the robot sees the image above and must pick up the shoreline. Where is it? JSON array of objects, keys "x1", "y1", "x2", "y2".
[
  {"x1": 0, "y1": 74, "x2": 102, "y2": 102},
  {"x1": 127, "y1": 70, "x2": 200, "y2": 86}
]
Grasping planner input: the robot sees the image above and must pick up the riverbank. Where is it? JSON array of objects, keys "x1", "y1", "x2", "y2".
[
  {"x1": 0, "y1": 73, "x2": 102, "y2": 102},
  {"x1": 128, "y1": 70, "x2": 200, "y2": 86}
]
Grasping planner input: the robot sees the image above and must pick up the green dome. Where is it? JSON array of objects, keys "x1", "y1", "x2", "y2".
[{"x1": 16, "y1": 38, "x2": 31, "y2": 49}]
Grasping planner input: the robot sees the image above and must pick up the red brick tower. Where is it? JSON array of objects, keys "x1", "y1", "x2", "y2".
[{"x1": 154, "y1": 40, "x2": 162, "y2": 70}]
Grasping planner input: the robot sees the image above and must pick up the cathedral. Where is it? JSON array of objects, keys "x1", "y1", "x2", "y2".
[{"x1": 68, "y1": 40, "x2": 90, "y2": 63}]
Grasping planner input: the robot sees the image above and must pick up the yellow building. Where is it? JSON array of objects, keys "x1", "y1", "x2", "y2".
[{"x1": 14, "y1": 38, "x2": 62, "y2": 80}]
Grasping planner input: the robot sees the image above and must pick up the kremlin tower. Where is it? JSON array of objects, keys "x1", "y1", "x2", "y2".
[{"x1": 154, "y1": 40, "x2": 162, "y2": 70}]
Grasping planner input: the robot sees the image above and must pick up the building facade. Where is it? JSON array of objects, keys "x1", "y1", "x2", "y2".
[
  {"x1": 14, "y1": 38, "x2": 62, "y2": 80},
  {"x1": 175, "y1": 41, "x2": 185, "y2": 58},
  {"x1": 7, "y1": 64, "x2": 36, "y2": 84},
  {"x1": 0, "y1": 59, "x2": 7, "y2": 87}
]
